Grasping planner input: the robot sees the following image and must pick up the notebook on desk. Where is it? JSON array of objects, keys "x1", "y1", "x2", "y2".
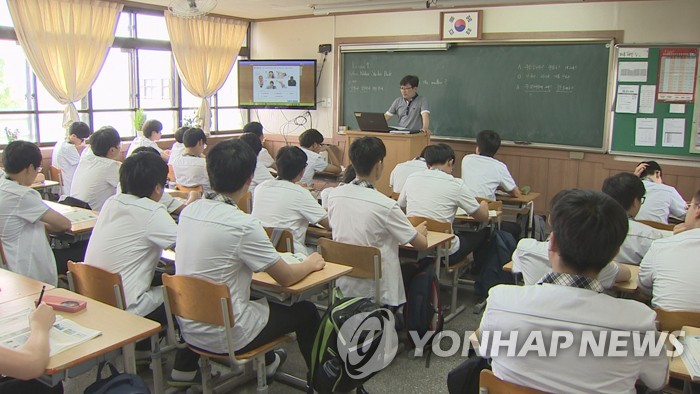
[{"x1": 354, "y1": 112, "x2": 420, "y2": 133}]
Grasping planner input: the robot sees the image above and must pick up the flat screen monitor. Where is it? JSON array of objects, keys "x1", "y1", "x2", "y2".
[{"x1": 238, "y1": 59, "x2": 317, "y2": 110}]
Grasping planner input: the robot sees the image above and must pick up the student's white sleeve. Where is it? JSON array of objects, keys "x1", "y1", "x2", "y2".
[
  {"x1": 638, "y1": 328, "x2": 670, "y2": 390},
  {"x1": 239, "y1": 221, "x2": 282, "y2": 272},
  {"x1": 499, "y1": 165, "x2": 517, "y2": 193},
  {"x1": 146, "y1": 207, "x2": 178, "y2": 249},
  {"x1": 457, "y1": 183, "x2": 481, "y2": 215},
  {"x1": 258, "y1": 148, "x2": 275, "y2": 168},
  {"x1": 298, "y1": 190, "x2": 327, "y2": 225},
  {"x1": 159, "y1": 191, "x2": 184, "y2": 214},
  {"x1": 320, "y1": 187, "x2": 333, "y2": 209},
  {"x1": 18, "y1": 190, "x2": 50, "y2": 223},
  {"x1": 513, "y1": 239, "x2": 550, "y2": 285},
  {"x1": 107, "y1": 164, "x2": 121, "y2": 188},
  {"x1": 386, "y1": 203, "x2": 419, "y2": 246},
  {"x1": 397, "y1": 188, "x2": 407, "y2": 209},
  {"x1": 669, "y1": 188, "x2": 688, "y2": 218},
  {"x1": 597, "y1": 262, "x2": 619, "y2": 289},
  {"x1": 312, "y1": 156, "x2": 328, "y2": 173},
  {"x1": 638, "y1": 247, "x2": 656, "y2": 296},
  {"x1": 255, "y1": 163, "x2": 274, "y2": 185},
  {"x1": 389, "y1": 168, "x2": 397, "y2": 189}
]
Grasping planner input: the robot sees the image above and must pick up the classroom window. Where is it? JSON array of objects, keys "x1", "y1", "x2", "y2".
[
  {"x1": 91, "y1": 49, "x2": 132, "y2": 110},
  {"x1": 136, "y1": 14, "x2": 169, "y2": 41},
  {"x1": 0, "y1": 2, "x2": 12, "y2": 27}
]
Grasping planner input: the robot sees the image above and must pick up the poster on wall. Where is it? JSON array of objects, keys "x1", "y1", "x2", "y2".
[{"x1": 657, "y1": 48, "x2": 698, "y2": 102}]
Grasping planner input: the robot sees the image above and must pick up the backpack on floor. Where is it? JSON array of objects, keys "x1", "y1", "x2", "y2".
[
  {"x1": 308, "y1": 289, "x2": 396, "y2": 394},
  {"x1": 403, "y1": 257, "x2": 443, "y2": 366},
  {"x1": 474, "y1": 230, "x2": 517, "y2": 299}
]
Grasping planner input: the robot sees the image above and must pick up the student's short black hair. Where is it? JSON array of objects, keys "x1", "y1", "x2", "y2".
[
  {"x1": 120, "y1": 152, "x2": 168, "y2": 198},
  {"x1": 400, "y1": 75, "x2": 419, "y2": 87},
  {"x1": 142, "y1": 119, "x2": 163, "y2": 138},
  {"x1": 276, "y1": 146, "x2": 307, "y2": 181},
  {"x1": 349, "y1": 136, "x2": 386, "y2": 177},
  {"x1": 423, "y1": 143, "x2": 455, "y2": 166},
  {"x1": 638, "y1": 160, "x2": 662, "y2": 178},
  {"x1": 602, "y1": 173, "x2": 645, "y2": 211},
  {"x1": 2, "y1": 140, "x2": 42, "y2": 174},
  {"x1": 476, "y1": 130, "x2": 501, "y2": 157},
  {"x1": 68, "y1": 121, "x2": 91, "y2": 140},
  {"x1": 183, "y1": 128, "x2": 206, "y2": 148},
  {"x1": 243, "y1": 122, "x2": 264, "y2": 137},
  {"x1": 174, "y1": 127, "x2": 189, "y2": 143},
  {"x1": 207, "y1": 139, "x2": 256, "y2": 194},
  {"x1": 90, "y1": 127, "x2": 121, "y2": 157},
  {"x1": 131, "y1": 146, "x2": 159, "y2": 155},
  {"x1": 550, "y1": 189, "x2": 628, "y2": 274},
  {"x1": 239, "y1": 132, "x2": 262, "y2": 154},
  {"x1": 299, "y1": 129, "x2": 324, "y2": 148},
  {"x1": 342, "y1": 164, "x2": 356, "y2": 184}
]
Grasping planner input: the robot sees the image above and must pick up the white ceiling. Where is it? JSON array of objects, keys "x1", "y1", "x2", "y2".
[{"x1": 132, "y1": 0, "x2": 593, "y2": 20}]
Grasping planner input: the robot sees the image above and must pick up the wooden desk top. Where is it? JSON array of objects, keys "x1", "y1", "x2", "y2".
[
  {"x1": 612, "y1": 263, "x2": 639, "y2": 293},
  {"x1": 306, "y1": 225, "x2": 332, "y2": 239},
  {"x1": 0, "y1": 288, "x2": 160, "y2": 375},
  {"x1": 402, "y1": 231, "x2": 455, "y2": 250},
  {"x1": 31, "y1": 180, "x2": 60, "y2": 190},
  {"x1": 45, "y1": 201, "x2": 98, "y2": 235},
  {"x1": 0, "y1": 269, "x2": 54, "y2": 304},
  {"x1": 252, "y1": 262, "x2": 352, "y2": 295},
  {"x1": 455, "y1": 210, "x2": 502, "y2": 223},
  {"x1": 497, "y1": 192, "x2": 541, "y2": 204},
  {"x1": 670, "y1": 325, "x2": 700, "y2": 382}
]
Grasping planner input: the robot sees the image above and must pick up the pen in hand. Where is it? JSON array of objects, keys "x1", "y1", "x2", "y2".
[{"x1": 36, "y1": 285, "x2": 46, "y2": 307}]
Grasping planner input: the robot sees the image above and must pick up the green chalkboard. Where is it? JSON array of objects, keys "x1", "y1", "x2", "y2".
[
  {"x1": 611, "y1": 46, "x2": 700, "y2": 159},
  {"x1": 341, "y1": 42, "x2": 611, "y2": 149}
]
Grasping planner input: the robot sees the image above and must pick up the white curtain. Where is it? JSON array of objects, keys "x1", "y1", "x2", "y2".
[
  {"x1": 8, "y1": 0, "x2": 123, "y2": 129},
  {"x1": 165, "y1": 11, "x2": 248, "y2": 134}
]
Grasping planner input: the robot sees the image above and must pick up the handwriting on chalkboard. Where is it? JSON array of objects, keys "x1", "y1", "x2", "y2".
[{"x1": 515, "y1": 63, "x2": 578, "y2": 94}]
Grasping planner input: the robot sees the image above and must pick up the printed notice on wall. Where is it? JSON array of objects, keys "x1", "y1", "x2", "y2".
[
  {"x1": 657, "y1": 48, "x2": 698, "y2": 102},
  {"x1": 615, "y1": 85, "x2": 639, "y2": 113},
  {"x1": 639, "y1": 85, "x2": 657, "y2": 114},
  {"x1": 635, "y1": 118, "x2": 657, "y2": 147},
  {"x1": 662, "y1": 118, "x2": 685, "y2": 147},
  {"x1": 618, "y1": 62, "x2": 648, "y2": 83},
  {"x1": 619, "y1": 47, "x2": 649, "y2": 59}
]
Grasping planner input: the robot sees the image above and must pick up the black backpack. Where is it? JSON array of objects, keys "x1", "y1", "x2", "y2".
[
  {"x1": 403, "y1": 257, "x2": 444, "y2": 366},
  {"x1": 308, "y1": 290, "x2": 396, "y2": 394},
  {"x1": 474, "y1": 230, "x2": 517, "y2": 299}
]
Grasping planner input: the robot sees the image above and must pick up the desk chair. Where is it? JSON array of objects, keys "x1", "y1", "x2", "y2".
[
  {"x1": 655, "y1": 308, "x2": 700, "y2": 332},
  {"x1": 237, "y1": 191, "x2": 252, "y2": 214},
  {"x1": 50, "y1": 166, "x2": 63, "y2": 189},
  {"x1": 479, "y1": 369, "x2": 546, "y2": 394},
  {"x1": 264, "y1": 227, "x2": 294, "y2": 253},
  {"x1": 408, "y1": 216, "x2": 466, "y2": 321},
  {"x1": 67, "y1": 261, "x2": 167, "y2": 392},
  {"x1": 175, "y1": 184, "x2": 203, "y2": 193},
  {"x1": 162, "y1": 274, "x2": 293, "y2": 394},
  {"x1": 167, "y1": 164, "x2": 176, "y2": 183},
  {"x1": 636, "y1": 219, "x2": 675, "y2": 231},
  {"x1": 318, "y1": 238, "x2": 382, "y2": 307}
]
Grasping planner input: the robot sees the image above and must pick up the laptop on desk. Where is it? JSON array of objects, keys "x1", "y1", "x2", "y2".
[{"x1": 354, "y1": 112, "x2": 420, "y2": 134}]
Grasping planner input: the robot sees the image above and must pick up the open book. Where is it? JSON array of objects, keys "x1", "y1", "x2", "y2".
[{"x1": 0, "y1": 308, "x2": 102, "y2": 357}]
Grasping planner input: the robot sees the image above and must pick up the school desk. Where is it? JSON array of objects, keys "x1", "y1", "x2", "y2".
[
  {"x1": 497, "y1": 192, "x2": 541, "y2": 238},
  {"x1": 670, "y1": 325, "x2": 700, "y2": 383},
  {"x1": 0, "y1": 268, "x2": 55, "y2": 304},
  {"x1": 44, "y1": 201, "x2": 98, "y2": 242},
  {"x1": 0, "y1": 288, "x2": 160, "y2": 388},
  {"x1": 31, "y1": 180, "x2": 60, "y2": 199}
]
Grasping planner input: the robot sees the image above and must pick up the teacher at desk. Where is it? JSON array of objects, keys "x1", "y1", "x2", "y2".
[{"x1": 384, "y1": 75, "x2": 430, "y2": 133}]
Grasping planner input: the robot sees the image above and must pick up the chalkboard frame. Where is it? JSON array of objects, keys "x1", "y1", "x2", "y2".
[{"x1": 337, "y1": 37, "x2": 618, "y2": 153}]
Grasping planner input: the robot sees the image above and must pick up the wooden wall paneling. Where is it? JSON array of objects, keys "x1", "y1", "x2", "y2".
[
  {"x1": 498, "y1": 154, "x2": 521, "y2": 184},
  {"x1": 676, "y1": 176, "x2": 700, "y2": 200},
  {"x1": 517, "y1": 156, "x2": 550, "y2": 208},
  {"x1": 577, "y1": 161, "x2": 609, "y2": 191},
  {"x1": 544, "y1": 159, "x2": 580, "y2": 214}
]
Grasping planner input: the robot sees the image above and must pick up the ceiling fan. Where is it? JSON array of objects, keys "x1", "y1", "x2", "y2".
[{"x1": 169, "y1": 0, "x2": 217, "y2": 18}]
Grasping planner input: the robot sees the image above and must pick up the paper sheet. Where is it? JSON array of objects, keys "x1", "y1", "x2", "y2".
[
  {"x1": 615, "y1": 85, "x2": 640, "y2": 113},
  {"x1": 638, "y1": 85, "x2": 656, "y2": 114},
  {"x1": 670, "y1": 104, "x2": 685, "y2": 114},
  {"x1": 662, "y1": 118, "x2": 685, "y2": 147},
  {"x1": 618, "y1": 48, "x2": 649, "y2": 59},
  {"x1": 618, "y1": 62, "x2": 648, "y2": 83},
  {"x1": 635, "y1": 118, "x2": 657, "y2": 147}
]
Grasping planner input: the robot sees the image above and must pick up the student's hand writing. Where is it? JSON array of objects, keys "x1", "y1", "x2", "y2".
[
  {"x1": 634, "y1": 163, "x2": 648, "y2": 177},
  {"x1": 415, "y1": 221, "x2": 428, "y2": 238},
  {"x1": 305, "y1": 252, "x2": 326, "y2": 271},
  {"x1": 30, "y1": 304, "x2": 56, "y2": 332}
]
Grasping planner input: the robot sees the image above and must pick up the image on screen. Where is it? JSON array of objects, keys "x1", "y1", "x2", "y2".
[{"x1": 238, "y1": 59, "x2": 317, "y2": 109}]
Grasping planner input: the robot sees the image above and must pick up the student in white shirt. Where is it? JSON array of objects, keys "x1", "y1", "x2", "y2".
[
  {"x1": 634, "y1": 160, "x2": 688, "y2": 224},
  {"x1": 479, "y1": 189, "x2": 668, "y2": 393},
  {"x1": 239, "y1": 132, "x2": 274, "y2": 196},
  {"x1": 170, "y1": 140, "x2": 326, "y2": 385},
  {"x1": 0, "y1": 141, "x2": 71, "y2": 286},
  {"x1": 253, "y1": 146, "x2": 329, "y2": 255},
  {"x1": 602, "y1": 172, "x2": 664, "y2": 264},
  {"x1": 70, "y1": 127, "x2": 121, "y2": 211},
  {"x1": 399, "y1": 143, "x2": 489, "y2": 266},
  {"x1": 244, "y1": 121, "x2": 276, "y2": 169},
  {"x1": 171, "y1": 128, "x2": 210, "y2": 191},
  {"x1": 328, "y1": 136, "x2": 429, "y2": 306},
  {"x1": 389, "y1": 147, "x2": 427, "y2": 195},
  {"x1": 298, "y1": 128, "x2": 341, "y2": 187},
  {"x1": 320, "y1": 165, "x2": 356, "y2": 209},
  {"x1": 461, "y1": 129, "x2": 521, "y2": 201},
  {"x1": 126, "y1": 119, "x2": 171, "y2": 161},
  {"x1": 167, "y1": 126, "x2": 188, "y2": 165},
  {"x1": 639, "y1": 189, "x2": 700, "y2": 312},
  {"x1": 51, "y1": 121, "x2": 91, "y2": 197}
]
